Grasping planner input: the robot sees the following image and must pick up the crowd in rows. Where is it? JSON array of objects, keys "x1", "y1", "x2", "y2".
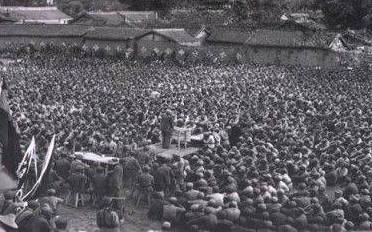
[{"x1": 0, "y1": 51, "x2": 371, "y2": 231}]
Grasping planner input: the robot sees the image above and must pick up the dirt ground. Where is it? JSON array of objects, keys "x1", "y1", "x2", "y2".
[
  {"x1": 59, "y1": 144, "x2": 198, "y2": 232},
  {"x1": 59, "y1": 200, "x2": 163, "y2": 232}
]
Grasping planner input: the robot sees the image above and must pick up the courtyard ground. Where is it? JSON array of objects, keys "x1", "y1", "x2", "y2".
[{"x1": 59, "y1": 196, "x2": 163, "y2": 232}]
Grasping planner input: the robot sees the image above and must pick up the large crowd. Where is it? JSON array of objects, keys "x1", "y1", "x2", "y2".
[{"x1": 0, "y1": 51, "x2": 371, "y2": 232}]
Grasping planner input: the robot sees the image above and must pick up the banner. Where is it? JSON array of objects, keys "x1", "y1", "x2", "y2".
[
  {"x1": 22, "y1": 135, "x2": 55, "y2": 201},
  {"x1": 16, "y1": 137, "x2": 37, "y2": 181}
]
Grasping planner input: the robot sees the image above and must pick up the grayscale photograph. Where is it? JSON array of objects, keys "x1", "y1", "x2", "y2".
[{"x1": 0, "y1": 0, "x2": 371, "y2": 231}]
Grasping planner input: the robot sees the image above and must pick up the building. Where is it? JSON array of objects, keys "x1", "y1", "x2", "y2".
[
  {"x1": 202, "y1": 30, "x2": 251, "y2": 62},
  {"x1": 0, "y1": 24, "x2": 88, "y2": 49},
  {"x1": 82, "y1": 27, "x2": 149, "y2": 53},
  {"x1": 135, "y1": 29, "x2": 201, "y2": 46},
  {"x1": 133, "y1": 28, "x2": 201, "y2": 56},
  {"x1": 0, "y1": 7, "x2": 72, "y2": 24},
  {"x1": 205, "y1": 29, "x2": 343, "y2": 67},
  {"x1": 243, "y1": 29, "x2": 341, "y2": 67},
  {"x1": 205, "y1": 30, "x2": 249, "y2": 46}
]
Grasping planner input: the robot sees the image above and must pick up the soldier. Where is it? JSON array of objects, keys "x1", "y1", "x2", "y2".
[
  {"x1": 172, "y1": 154, "x2": 189, "y2": 192},
  {"x1": 67, "y1": 167, "x2": 87, "y2": 207},
  {"x1": 156, "y1": 159, "x2": 176, "y2": 197},
  {"x1": 92, "y1": 166, "x2": 107, "y2": 206},
  {"x1": 162, "y1": 197, "x2": 186, "y2": 225},
  {"x1": 53, "y1": 153, "x2": 71, "y2": 180},
  {"x1": 136, "y1": 165, "x2": 154, "y2": 206},
  {"x1": 123, "y1": 155, "x2": 141, "y2": 197},
  {"x1": 107, "y1": 161, "x2": 123, "y2": 198},
  {"x1": 160, "y1": 109, "x2": 174, "y2": 149},
  {"x1": 107, "y1": 160, "x2": 124, "y2": 219}
]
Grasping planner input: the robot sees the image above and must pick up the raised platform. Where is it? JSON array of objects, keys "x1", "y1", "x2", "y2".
[{"x1": 147, "y1": 143, "x2": 199, "y2": 159}]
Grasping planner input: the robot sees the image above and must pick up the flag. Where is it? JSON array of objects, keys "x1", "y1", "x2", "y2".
[
  {"x1": 140, "y1": 46, "x2": 148, "y2": 58},
  {"x1": 16, "y1": 137, "x2": 36, "y2": 183},
  {"x1": 93, "y1": 44, "x2": 99, "y2": 51},
  {"x1": 125, "y1": 47, "x2": 134, "y2": 59},
  {"x1": 0, "y1": 79, "x2": 22, "y2": 179},
  {"x1": 164, "y1": 48, "x2": 173, "y2": 56},
  {"x1": 236, "y1": 52, "x2": 244, "y2": 63},
  {"x1": 175, "y1": 49, "x2": 186, "y2": 65},
  {"x1": 82, "y1": 44, "x2": 88, "y2": 51},
  {"x1": 153, "y1": 47, "x2": 161, "y2": 57},
  {"x1": 219, "y1": 51, "x2": 227, "y2": 60},
  {"x1": 22, "y1": 135, "x2": 55, "y2": 201}
]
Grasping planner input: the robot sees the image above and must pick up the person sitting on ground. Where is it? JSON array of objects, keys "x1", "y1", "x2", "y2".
[
  {"x1": 38, "y1": 189, "x2": 64, "y2": 215},
  {"x1": 162, "y1": 197, "x2": 186, "y2": 225},
  {"x1": 148, "y1": 192, "x2": 167, "y2": 221}
]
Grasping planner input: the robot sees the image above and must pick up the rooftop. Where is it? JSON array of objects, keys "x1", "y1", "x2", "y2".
[
  {"x1": 245, "y1": 29, "x2": 338, "y2": 49},
  {"x1": 0, "y1": 6, "x2": 71, "y2": 21},
  {"x1": 84, "y1": 26, "x2": 149, "y2": 41},
  {"x1": 0, "y1": 24, "x2": 90, "y2": 37},
  {"x1": 0, "y1": 6, "x2": 72, "y2": 22},
  {"x1": 150, "y1": 28, "x2": 201, "y2": 46},
  {"x1": 206, "y1": 30, "x2": 249, "y2": 44}
]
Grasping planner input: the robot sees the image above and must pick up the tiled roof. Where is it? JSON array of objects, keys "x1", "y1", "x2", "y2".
[
  {"x1": 0, "y1": 24, "x2": 89, "y2": 37},
  {"x1": 83, "y1": 26, "x2": 149, "y2": 41},
  {"x1": 152, "y1": 29, "x2": 200, "y2": 46},
  {"x1": 206, "y1": 30, "x2": 249, "y2": 44},
  {"x1": 245, "y1": 30, "x2": 337, "y2": 49},
  {"x1": 0, "y1": 7, "x2": 72, "y2": 21},
  {"x1": 134, "y1": 29, "x2": 200, "y2": 46}
]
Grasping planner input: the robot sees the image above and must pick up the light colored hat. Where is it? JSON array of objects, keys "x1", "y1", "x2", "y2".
[
  {"x1": 169, "y1": 197, "x2": 178, "y2": 204},
  {"x1": 190, "y1": 204, "x2": 200, "y2": 211},
  {"x1": 162, "y1": 221, "x2": 171, "y2": 229},
  {"x1": 0, "y1": 214, "x2": 18, "y2": 229}
]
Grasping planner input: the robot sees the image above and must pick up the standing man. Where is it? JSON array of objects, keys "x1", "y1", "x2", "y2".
[
  {"x1": 92, "y1": 166, "x2": 107, "y2": 206},
  {"x1": 173, "y1": 154, "x2": 189, "y2": 192},
  {"x1": 107, "y1": 160, "x2": 124, "y2": 220},
  {"x1": 161, "y1": 109, "x2": 174, "y2": 149}
]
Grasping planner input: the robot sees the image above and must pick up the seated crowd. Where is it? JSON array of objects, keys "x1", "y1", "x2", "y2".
[{"x1": 0, "y1": 50, "x2": 371, "y2": 232}]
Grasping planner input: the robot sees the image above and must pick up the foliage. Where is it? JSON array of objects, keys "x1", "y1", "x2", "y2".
[
  {"x1": 321, "y1": 0, "x2": 372, "y2": 29},
  {"x1": 231, "y1": 0, "x2": 249, "y2": 20},
  {"x1": 119, "y1": 0, "x2": 171, "y2": 16},
  {"x1": 56, "y1": 0, "x2": 92, "y2": 17},
  {"x1": 231, "y1": 0, "x2": 288, "y2": 23}
]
